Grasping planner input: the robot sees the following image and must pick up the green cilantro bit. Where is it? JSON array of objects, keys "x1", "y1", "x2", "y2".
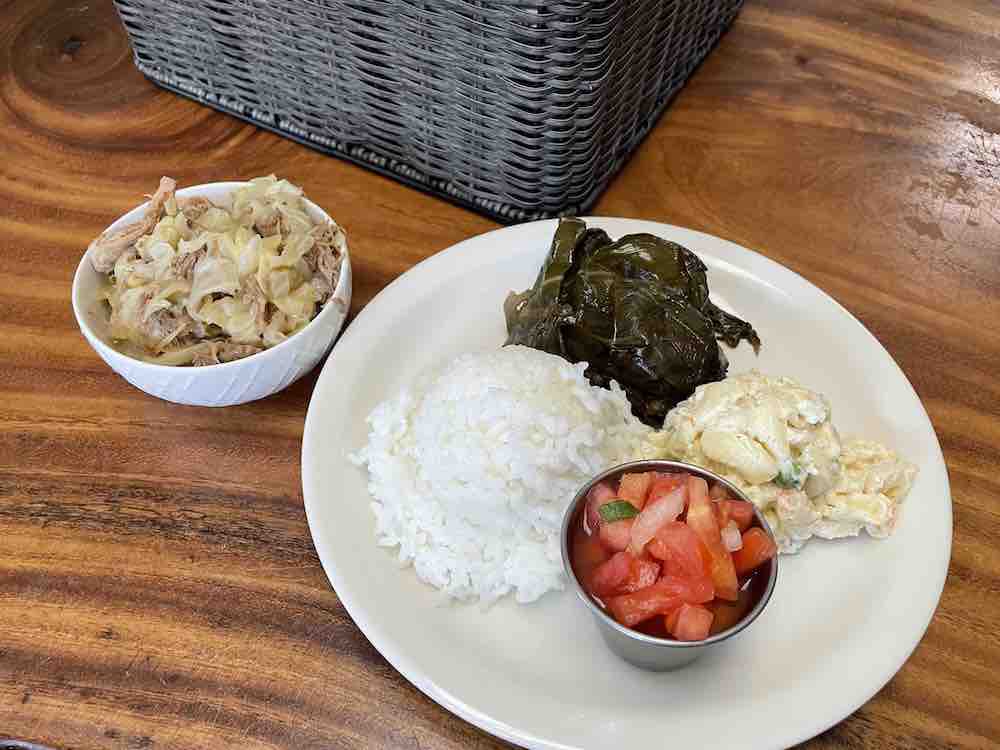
[
  {"x1": 598, "y1": 500, "x2": 640, "y2": 523},
  {"x1": 775, "y1": 461, "x2": 806, "y2": 489}
]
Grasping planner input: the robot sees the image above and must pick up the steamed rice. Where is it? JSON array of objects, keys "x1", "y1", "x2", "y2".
[{"x1": 352, "y1": 346, "x2": 653, "y2": 604}]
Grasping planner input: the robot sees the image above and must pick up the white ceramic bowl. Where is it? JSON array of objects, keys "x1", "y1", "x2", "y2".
[{"x1": 71, "y1": 181, "x2": 352, "y2": 406}]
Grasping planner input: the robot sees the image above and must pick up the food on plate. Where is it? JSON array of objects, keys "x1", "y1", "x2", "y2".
[
  {"x1": 353, "y1": 221, "x2": 918, "y2": 607},
  {"x1": 351, "y1": 346, "x2": 654, "y2": 605},
  {"x1": 648, "y1": 371, "x2": 918, "y2": 552},
  {"x1": 504, "y1": 217, "x2": 761, "y2": 427},
  {"x1": 89, "y1": 175, "x2": 346, "y2": 366},
  {"x1": 569, "y1": 469, "x2": 776, "y2": 641}
]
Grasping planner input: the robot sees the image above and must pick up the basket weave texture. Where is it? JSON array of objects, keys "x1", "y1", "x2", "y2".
[{"x1": 113, "y1": 0, "x2": 743, "y2": 223}]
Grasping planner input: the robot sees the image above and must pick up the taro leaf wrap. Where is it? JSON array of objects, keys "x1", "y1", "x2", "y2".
[{"x1": 504, "y1": 218, "x2": 761, "y2": 426}]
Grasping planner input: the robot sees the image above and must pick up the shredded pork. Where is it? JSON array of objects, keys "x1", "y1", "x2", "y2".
[
  {"x1": 89, "y1": 175, "x2": 346, "y2": 366},
  {"x1": 88, "y1": 177, "x2": 177, "y2": 273}
]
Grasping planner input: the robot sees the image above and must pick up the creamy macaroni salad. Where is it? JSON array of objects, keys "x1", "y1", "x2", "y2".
[{"x1": 647, "y1": 371, "x2": 917, "y2": 552}]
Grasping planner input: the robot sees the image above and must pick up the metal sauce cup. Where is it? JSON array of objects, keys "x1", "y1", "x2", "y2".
[{"x1": 561, "y1": 459, "x2": 778, "y2": 671}]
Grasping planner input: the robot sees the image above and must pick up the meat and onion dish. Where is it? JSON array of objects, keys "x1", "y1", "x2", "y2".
[{"x1": 88, "y1": 175, "x2": 345, "y2": 366}]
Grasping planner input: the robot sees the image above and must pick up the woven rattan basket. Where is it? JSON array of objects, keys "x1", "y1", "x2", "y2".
[{"x1": 113, "y1": 0, "x2": 743, "y2": 223}]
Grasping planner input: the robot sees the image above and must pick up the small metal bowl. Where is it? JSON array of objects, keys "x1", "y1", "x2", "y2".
[{"x1": 561, "y1": 459, "x2": 778, "y2": 671}]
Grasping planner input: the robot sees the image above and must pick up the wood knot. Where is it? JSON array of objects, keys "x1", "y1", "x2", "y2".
[{"x1": 60, "y1": 35, "x2": 84, "y2": 62}]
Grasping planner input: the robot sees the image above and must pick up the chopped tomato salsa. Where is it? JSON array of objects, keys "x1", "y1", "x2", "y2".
[{"x1": 570, "y1": 469, "x2": 776, "y2": 641}]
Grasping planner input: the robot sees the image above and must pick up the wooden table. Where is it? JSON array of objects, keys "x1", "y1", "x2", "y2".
[{"x1": 2, "y1": 0, "x2": 997, "y2": 747}]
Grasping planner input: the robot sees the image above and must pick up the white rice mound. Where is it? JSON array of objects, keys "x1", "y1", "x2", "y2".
[{"x1": 352, "y1": 345, "x2": 653, "y2": 605}]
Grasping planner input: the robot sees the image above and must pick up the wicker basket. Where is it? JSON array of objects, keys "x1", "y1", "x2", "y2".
[{"x1": 113, "y1": 0, "x2": 743, "y2": 223}]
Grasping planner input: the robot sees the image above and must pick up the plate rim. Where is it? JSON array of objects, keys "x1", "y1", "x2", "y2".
[{"x1": 302, "y1": 217, "x2": 952, "y2": 750}]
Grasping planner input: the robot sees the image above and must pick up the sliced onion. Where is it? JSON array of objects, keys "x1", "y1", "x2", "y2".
[
  {"x1": 628, "y1": 487, "x2": 685, "y2": 556},
  {"x1": 709, "y1": 482, "x2": 733, "y2": 502},
  {"x1": 584, "y1": 481, "x2": 617, "y2": 535},
  {"x1": 722, "y1": 521, "x2": 743, "y2": 552}
]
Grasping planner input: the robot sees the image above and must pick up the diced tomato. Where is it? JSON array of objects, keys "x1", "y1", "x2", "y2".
[
  {"x1": 585, "y1": 481, "x2": 618, "y2": 533},
  {"x1": 696, "y1": 536, "x2": 715, "y2": 579},
  {"x1": 676, "y1": 575, "x2": 715, "y2": 604},
  {"x1": 731, "y1": 527, "x2": 778, "y2": 575},
  {"x1": 648, "y1": 473, "x2": 686, "y2": 505},
  {"x1": 678, "y1": 570, "x2": 714, "y2": 603},
  {"x1": 606, "y1": 574, "x2": 713, "y2": 627},
  {"x1": 598, "y1": 518, "x2": 633, "y2": 552},
  {"x1": 590, "y1": 551, "x2": 660, "y2": 598},
  {"x1": 650, "y1": 527, "x2": 714, "y2": 581},
  {"x1": 685, "y1": 476, "x2": 739, "y2": 601},
  {"x1": 590, "y1": 551, "x2": 632, "y2": 597},
  {"x1": 625, "y1": 557, "x2": 661, "y2": 593},
  {"x1": 647, "y1": 537, "x2": 668, "y2": 561},
  {"x1": 608, "y1": 589, "x2": 682, "y2": 628},
  {"x1": 671, "y1": 603, "x2": 714, "y2": 641},
  {"x1": 618, "y1": 472, "x2": 654, "y2": 510},
  {"x1": 572, "y1": 532, "x2": 610, "y2": 592},
  {"x1": 627, "y1": 486, "x2": 685, "y2": 556},
  {"x1": 649, "y1": 521, "x2": 713, "y2": 583},
  {"x1": 714, "y1": 498, "x2": 755, "y2": 532},
  {"x1": 664, "y1": 606, "x2": 683, "y2": 636}
]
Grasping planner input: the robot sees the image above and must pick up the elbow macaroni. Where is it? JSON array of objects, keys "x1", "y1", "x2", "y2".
[{"x1": 645, "y1": 371, "x2": 917, "y2": 553}]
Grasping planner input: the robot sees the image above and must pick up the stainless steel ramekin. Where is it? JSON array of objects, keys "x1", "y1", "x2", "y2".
[{"x1": 560, "y1": 459, "x2": 778, "y2": 671}]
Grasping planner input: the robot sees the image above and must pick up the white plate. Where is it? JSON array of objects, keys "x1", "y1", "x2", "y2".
[{"x1": 302, "y1": 219, "x2": 951, "y2": 750}]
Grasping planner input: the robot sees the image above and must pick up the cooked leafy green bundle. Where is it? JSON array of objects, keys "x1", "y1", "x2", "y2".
[{"x1": 504, "y1": 218, "x2": 761, "y2": 426}]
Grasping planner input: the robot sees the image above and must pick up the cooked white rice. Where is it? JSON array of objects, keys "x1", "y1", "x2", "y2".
[{"x1": 351, "y1": 345, "x2": 653, "y2": 604}]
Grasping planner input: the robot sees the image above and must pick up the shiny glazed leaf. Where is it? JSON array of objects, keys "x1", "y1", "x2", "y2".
[{"x1": 504, "y1": 219, "x2": 761, "y2": 426}]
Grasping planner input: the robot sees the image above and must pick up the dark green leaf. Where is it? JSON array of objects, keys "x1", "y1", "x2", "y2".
[
  {"x1": 504, "y1": 218, "x2": 762, "y2": 426},
  {"x1": 503, "y1": 217, "x2": 587, "y2": 354}
]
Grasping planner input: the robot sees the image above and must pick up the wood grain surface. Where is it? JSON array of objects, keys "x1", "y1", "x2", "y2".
[{"x1": 1, "y1": 0, "x2": 998, "y2": 748}]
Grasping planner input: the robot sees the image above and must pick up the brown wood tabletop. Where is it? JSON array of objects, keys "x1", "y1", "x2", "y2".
[{"x1": 1, "y1": 0, "x2": 998, "y2": 747}]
